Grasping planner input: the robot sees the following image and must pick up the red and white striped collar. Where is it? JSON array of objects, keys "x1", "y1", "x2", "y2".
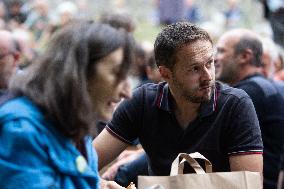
[{"x1": 155, "y1": 82, "x2": 220, "y2": 117}]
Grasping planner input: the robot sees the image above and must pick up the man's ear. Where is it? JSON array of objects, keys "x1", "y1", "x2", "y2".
[
  {"x1": 158, "y1": 66, "x2": 172, "y2": 81},
  {"x1": 238, "y1": 49, "x2": 253, "y2": 65}
]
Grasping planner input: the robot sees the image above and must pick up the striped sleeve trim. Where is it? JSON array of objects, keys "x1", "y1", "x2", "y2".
[
  {"x1": 228, "y1": 150, "x2": 263, "y2": 156},
  {"x1": 105, "y1": 126, "x2": 133, "y2": 145}
]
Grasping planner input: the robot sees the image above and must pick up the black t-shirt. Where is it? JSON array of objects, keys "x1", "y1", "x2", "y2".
[
  {"x1": 107, "y1": 82, "x2": 263, "y2": 175},
  {"x1": 235, "y1": 74, "x2": 284, "y2": 189}
]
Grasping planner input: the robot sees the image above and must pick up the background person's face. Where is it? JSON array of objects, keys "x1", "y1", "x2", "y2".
[
  {"x1": 0, "y1": 36, "x2": 17, "y2": 88},
  {"x1": 215, "y1": 35, "x2": 239, "y2": 84},
  {"x1": 88, "y1": 48, "x2": 132, "y2": 121},
  {"x1": 169, "y1": 40, "x2": 215, "y2": 103}
]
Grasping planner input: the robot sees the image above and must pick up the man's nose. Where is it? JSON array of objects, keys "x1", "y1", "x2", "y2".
[{"x1": 202, "y1": 67, "x2": 213, "y2": 81}]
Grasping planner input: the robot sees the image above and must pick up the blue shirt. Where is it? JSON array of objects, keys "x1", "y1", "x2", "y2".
[
  {"x1": 107, "y1": 82, "x2": 263, "y2": 175},
  {"x1": 0, "y1": 96, "x2": 100, "y2": 189}
]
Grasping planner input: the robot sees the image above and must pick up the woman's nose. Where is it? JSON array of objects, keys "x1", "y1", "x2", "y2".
[{"x1": 119, "y1": 78, "x2": 132, "y2": 99}]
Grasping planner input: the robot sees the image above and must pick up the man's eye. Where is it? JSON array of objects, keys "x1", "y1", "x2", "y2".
[
  {"x1": 206, "y1": 61, "x2": 212, "y2": 68},
  {"x1": 190, "y1": 67, "x2": 199, "y2": 73}
]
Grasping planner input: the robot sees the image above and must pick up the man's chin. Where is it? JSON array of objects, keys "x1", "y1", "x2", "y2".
[
  {"x1": 187, "y1": 96, "x2": 210, "y2": 103},
  {"x1": 199, "y1": 96, "x2": 211, "y2": 103},
  {"x1": 189, "y1": 92, "x2": 212, "y2": 103}
]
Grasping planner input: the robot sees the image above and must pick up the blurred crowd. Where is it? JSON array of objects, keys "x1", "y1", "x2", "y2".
[
  {"x1": 0, "y1": 0, "x2": 90, "y2": 69},
  {"x1": 1, "y1": 0, "x2": 283, "y2": 80}
]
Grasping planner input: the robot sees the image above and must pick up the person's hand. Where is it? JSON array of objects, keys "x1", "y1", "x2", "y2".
[
  {"x1": 102, "y1": 149, "x2": 144, "y2": 180},
  {"x1": 100, "y1": 179, "x2": 125, "y2": 189},
  {"x1": 101, "y1": 163, "x2": 121, "y2": 180},
  {"x1": 117, "y1": 149, "x2": 138, "y2": 161}
]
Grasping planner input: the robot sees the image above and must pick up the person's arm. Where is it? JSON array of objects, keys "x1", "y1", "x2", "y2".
[
  {"x1": 93, "y1": 129, "x2": 130, "y2": 170},
  {"x1": 100, "y1": 179, "x2": 126, "y2": 189},
  {"x1": 101, "y1": 148, "x2": 145, "y2": 180},
  {"x1": 278, "y1": 170, "x2": 284, "y2": 189},
  {"x1": 224, "y1": 92, "x2": 263, "y2": 173},
  {"x1": 94, "y1": 88, "x2": 143, "y2": 170},
  {"x1": 229, "y1": 154, "x2": 263, "y2": 172}
]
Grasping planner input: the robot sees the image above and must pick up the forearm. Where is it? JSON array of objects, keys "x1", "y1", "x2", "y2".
[{"x1": 93, "y1": 129, "x2": 129, "y2": 169}]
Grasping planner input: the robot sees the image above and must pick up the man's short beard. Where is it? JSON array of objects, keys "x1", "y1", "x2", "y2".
[
  {"x1": 218, "y1": 60, "x2": 238, "y2": 85},
  {"x1": 183, "y1": 85, "x2": 214, "y2": 103},
  {"x1": 172, "y1": 75, "x2": 214, "y2": 104},
  {"x1": 218, "y1": 73, "x2": 234, "y2": 85}
]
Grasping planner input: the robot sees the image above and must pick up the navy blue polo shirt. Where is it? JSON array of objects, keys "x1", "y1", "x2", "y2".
[
  {"x1": 106, "y1": 81, "x2": 263, "y2": 175},
  {"x1": 234, "y1": 74, "x2": 284, "y2": 189}
]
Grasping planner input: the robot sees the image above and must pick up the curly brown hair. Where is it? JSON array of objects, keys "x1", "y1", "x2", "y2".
[{"x1": 154, "y1": 22, "x2": 212, "y2": 70}]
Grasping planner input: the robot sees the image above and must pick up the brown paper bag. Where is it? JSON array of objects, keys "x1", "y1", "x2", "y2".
[{"x1": 138, "y1": 152, "x2": 262, "y2": 189}]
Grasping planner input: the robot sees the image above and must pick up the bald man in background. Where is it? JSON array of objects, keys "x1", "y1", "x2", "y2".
[
  {"x1": 0, "y1": 30, "x2": 18, "y2": 93},
  {"x1": 216, "y1": 29, "x2": 284, "y2": 189}
]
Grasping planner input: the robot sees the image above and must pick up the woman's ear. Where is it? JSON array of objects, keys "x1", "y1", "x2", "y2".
[{"x1": 158, "y1": 66, "x2": 172, "y2": 81}]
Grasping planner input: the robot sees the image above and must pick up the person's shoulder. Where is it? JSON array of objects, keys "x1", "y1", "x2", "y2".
[
  {"x1": 0, "y1": 98, "x2": 45, "y2": 146},
  {"x1": 217, "y1": 81, "x2": 250, "y2": 100},
  {"x1": 0, "y1": 96, "x2": 42, "y2": 119},
  {"x1": 237, "y1": 75, "x2": 278, "y2": 97},
  {"x1": 274, "y1": 80, "x2": 284, "y2": 95},
  {"x1": 238, "y1": 75, "x2": 269, "y2": 88},
  {"x1": 135, "y1": 82, "x2": 163, "y2": 91},
  {"x1": 119, "y1": 82, "x2": 166, "y2": 109},
  {"x1": 133, "y1": 82, "x2": 166, "y2": 98},
  {"x1": 0, "y1": 96, "x2": 46, "y2": 134}
]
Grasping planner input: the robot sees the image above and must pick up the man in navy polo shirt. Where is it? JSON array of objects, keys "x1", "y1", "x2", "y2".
[
  {"x1": 216, "y1": 28, "x2": 284, "y2": 189},
  {"x1": 93, "y1": 22, "x2": 263, "y2": 176}
]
